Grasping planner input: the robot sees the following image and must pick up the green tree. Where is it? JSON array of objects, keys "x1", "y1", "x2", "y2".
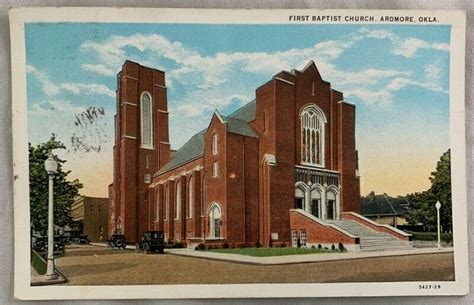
[
  {"x1": 407, "y1": 150, "x2": 452, "y2": 232},
  {"x1": 29, "y1": 135, "x2": 83, "y2": 236}
]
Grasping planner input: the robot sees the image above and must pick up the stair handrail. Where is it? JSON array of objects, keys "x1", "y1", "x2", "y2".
[
  {"x1": 291, "y1": 209, "x2": 359, "y2": 239},
  {"x1": 342, "y1": 212, "x2": 412, "y2": 239}
]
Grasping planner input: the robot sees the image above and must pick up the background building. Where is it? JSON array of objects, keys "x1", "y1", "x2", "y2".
[
  {"x1": 361, "y1": 192, "x2": 410, "y2": 227},
  {"x1": 71, "y1": 196, "x2": 108, "y2": 242}
]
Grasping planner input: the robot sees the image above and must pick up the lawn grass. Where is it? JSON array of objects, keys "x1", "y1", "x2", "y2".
[
  {"x1": 208, "y1": 247, "x2": 340, "y2": 257},
  {"x1": 31, "y1": 250, "x2": 47, "y2": 275}
]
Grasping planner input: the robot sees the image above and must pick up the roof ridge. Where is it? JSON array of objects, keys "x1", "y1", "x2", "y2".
[
  {"x1": 227, "y1": 99, "x2": 256, "y2": 118},
  {"x1": 383, "y1": 194, "x2": 398, "y2": 215}
]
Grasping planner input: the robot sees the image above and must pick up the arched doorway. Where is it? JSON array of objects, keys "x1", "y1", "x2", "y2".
[
  {"x1": 310, "y1": 188, "x2": 322, "y2": 218},
  {"x1": 326, "y1": 190, "x2": 336, "y2": 220},
  {"x1": 295, "y1": 186, "x2": 305, "y2": 210}
]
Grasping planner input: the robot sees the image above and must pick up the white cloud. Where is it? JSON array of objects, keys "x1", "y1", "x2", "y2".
[
  {"x1": 82, "y1": 64, "x2": 116, "y2": 76},
  {"x1": 80, "y1": 27, "x2": 449, "y2": 95},
  {"x1": 424, "y1": 64, "x2": 441, "y2": 80},
  {"x1": 386, "y1": 77, "x2": 447, "y2": 94},
  {"x1": 358, "y1": 28, "x2": 449, "y2": 58},
  {"x1": 27, "y1": 65, "x2": 115, "y2": 98},
  {"x1": 60, "y1": 83, "x2": 115, "y2": 97},
  {"x1": 346, "y1": 89, "x2": 393, "y2": 107},
  {"x1": 27, "y1": 65, "x2": 60, "y2": 96},
  {"x1": 173, "y1": 94, "x2": 249, "y2": 118},
  {"x1": 29, "y1": 99, "x2": 86, "y2": 116}
]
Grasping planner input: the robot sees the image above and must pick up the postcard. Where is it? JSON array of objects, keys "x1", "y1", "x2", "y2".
[{"x1": 10, "y1": 7, "x2": 468, "y2": 299}]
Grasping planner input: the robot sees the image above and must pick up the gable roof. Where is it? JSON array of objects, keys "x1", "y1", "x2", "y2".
[
  {"x1": 155, "y1": 100, "x2": 257, "y2": 176},
  {"x1": 361, "y1": 194, "x2": 410, "y2": 216}
]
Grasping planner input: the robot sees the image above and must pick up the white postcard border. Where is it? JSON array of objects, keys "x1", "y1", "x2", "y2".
[{"x1": 10, "y1": 7, "x2": 468, "y2": 300}]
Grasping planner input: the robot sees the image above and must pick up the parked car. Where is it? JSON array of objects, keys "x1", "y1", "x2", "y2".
[
  {"x1": 136, "y1": 231, "x2": 165, "y2": 254},
  {"x1": 107, "y1": 234, "x2": 127, "y2": 249},
  {"x1": 72, "y1": 234, "x2": 90, "y2": 244},
  {"x1": 32, "y1": 235, "x2": 65, "y2": 256}
]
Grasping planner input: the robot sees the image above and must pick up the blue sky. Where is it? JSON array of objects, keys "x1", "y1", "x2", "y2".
[{"x1": 25, "y1": 23, "x2": 451, "y2": 197}]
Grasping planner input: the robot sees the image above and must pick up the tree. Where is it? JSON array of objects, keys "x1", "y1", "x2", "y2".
[
  {"x1": 406, "y1": 150, "x2": 452, "y2": 232},
  {"x1": 29, "y1": 135, "x2": 83, "y2": 236}
]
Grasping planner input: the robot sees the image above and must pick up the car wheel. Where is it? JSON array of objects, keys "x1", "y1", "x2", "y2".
[{"x1": 116, "y1": 240, "x2": 123, "y2": 249}]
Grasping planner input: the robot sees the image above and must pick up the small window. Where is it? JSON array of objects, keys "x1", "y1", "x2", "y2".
[
  {"x1": 98, "y1": 205, "x2": 102, "y2": 212},
  {"x1": 212, "y1": 134, "x2": 218, "y2": 155},
  {"x1": 299, "y1": 230, "x2": 307, "y2": 247},
  {"x1": 212, "y1": 162, "x2": 219, "y2": 177},
  {"x1": 90, "y1": 205, "x2": 94, "y2": 212},
  {"x1": 291, "y1": 230, "x2": 298, "y2": 248}
]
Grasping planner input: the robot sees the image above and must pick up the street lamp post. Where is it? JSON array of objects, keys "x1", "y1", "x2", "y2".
[
  {"x1": 435, "y1": 201, "x2": 442, "y2": 250},
  {"x1": 44, "y1": 153, "x2": 58, "y2": 280}
]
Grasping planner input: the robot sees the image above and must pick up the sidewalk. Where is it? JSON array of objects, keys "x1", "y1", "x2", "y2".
[
  {"x1": 166, "y1": 247, "x2": 454, "y2": 266},
  {"x1": 30, "y1": 265, "x2": 67, "y2": 286}
]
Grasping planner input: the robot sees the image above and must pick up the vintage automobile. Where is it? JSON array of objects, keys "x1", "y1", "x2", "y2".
[
  {"x1": 107, "y1": 234, "x2": 127, "y2": 249},
  {"x1": 32, "y1": 235, "x2": 65, "y2": 256},
  {"x1": 72, "y1": 234, "x2": 90, "y2": 244},
  {"x1": 136, "y1": 231, "x2": 165, "y2": 254}
]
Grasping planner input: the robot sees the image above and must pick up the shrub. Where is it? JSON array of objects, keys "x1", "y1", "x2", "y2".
[
  {"x1": 280, "y1": 243, "x2": 287, "y2": 248},
  {"x1": 256, "y1": 241, "x2": 261, "y2": 248},
  {"x1": 195, "y1": 243, "x2": 206, "y2": 251},
  {"x1": 317, "y1": 244, "x2": 322, "y2": 249},
  {"x1": 338, "y1": 243, "x2": 346, "y2": 252},
  {"x1": 223, "y1": 242, "x2": 229, "y2": 249},
  {"x1": 172, "y1": 242, "x2": 185, "y2": 248},
  {"x1": 311, "y1": 245, "x2": 316, "y2": 249},
  {"x1": 331, "y1": 244, "x2": 336, "y2": 251}
]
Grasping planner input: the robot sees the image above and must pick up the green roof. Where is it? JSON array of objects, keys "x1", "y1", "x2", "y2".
[
  {"x1": 156, "y1": 100, "x2": 257, "y2": 176},
  {"x1": 223, "y1": 116, "x2": 258, "y2": 138},
  {"x1": 361, "y1": 194, "x2": 410, "y2": 216},
  {"x1": 227, "y1": 100, "x2": 256, "y2": 122}
]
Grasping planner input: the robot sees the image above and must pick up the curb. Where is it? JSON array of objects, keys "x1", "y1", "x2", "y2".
[{"x1": 166, "y1": 247, "x2": 454, "y2": 266}]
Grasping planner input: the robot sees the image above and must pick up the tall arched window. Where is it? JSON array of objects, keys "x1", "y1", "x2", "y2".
[
  {"x1": 175, "y1": 180, "x2": 181, "y2": 220},
  {"x1": 155, "y1": 188, "x2": 160, "y2": 221},
  {"x1": 209, "y1": 203, "x2": 222, "y2": 238},
  {"x1": 187, "y1": 176, "x2": 193, "y2": 218},
  {"x1": 140, "y1": 91, "x2": 153, "y2": 148},
  {"x1": 300, "y1": 105, "x2": 326, "y2": 166},
  {"x1": 164, "y1": 184, "x2": 169, "y2": 220},
  {"x1": 212, "y1": 134, "x2": 218, "y2": 155}
]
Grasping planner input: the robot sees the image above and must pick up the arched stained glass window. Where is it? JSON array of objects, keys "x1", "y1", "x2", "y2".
[
  {"x1": 175, "y1": 180, "x2": 181, "y2": 220},
  {"x1": 187, "y1": 176, "x2": 193, "y2": 218},
  {"x1": 300, "y1": 105, "x2": 326, "y2": 166},
  {"x1": 140, "y1": 92, "x2": 153, "y2": 148},
  {"x1": 209, "y1": 203, "x2": 222, "y2": 238}
]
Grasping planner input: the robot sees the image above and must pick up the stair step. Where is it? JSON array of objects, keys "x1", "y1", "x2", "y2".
[{"x1": 325, "y1": 218, "x2": 413, "y2": 252}]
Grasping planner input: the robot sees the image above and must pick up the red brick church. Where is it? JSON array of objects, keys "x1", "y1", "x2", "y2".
[{"x1": 108, "y1": 60, "x2": 412, "y2": 251}]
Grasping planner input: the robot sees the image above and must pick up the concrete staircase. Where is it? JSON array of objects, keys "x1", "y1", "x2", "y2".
[{"x1": 326, "y1": 219, "x2": 413, "y2": 252}]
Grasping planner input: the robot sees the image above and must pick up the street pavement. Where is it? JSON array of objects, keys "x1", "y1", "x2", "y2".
[{"x1": 56, "y1": 245, "x2": 455, "y2": 285}]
